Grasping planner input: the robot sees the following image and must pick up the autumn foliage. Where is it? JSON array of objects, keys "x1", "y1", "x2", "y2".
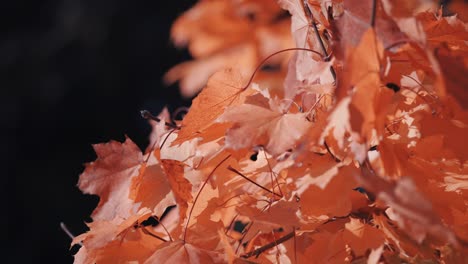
[{"x1": 73, "y1": 0, "x2": 468, "y2": 263}]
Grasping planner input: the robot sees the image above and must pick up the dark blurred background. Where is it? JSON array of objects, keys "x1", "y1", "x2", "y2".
[{"x1": 2, "y1": 0, "x2": 195, "y2": 262}]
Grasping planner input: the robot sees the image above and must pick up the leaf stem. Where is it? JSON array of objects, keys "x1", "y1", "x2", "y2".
[
  {"x1": 242, "y1": 47, "x2": 323, "y2": 91},
  {"x1": 183, "y1": 154, "x2": 232, "y2": 242},
  {"x1": 151, "y1": 215, "x2": 173, "y2": 242},
  {"x1": 159, "y1": 128, "x2": 177, "y2": 150}
]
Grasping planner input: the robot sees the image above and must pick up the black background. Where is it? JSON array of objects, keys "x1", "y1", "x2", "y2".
[{"x1": 3, "y1": 0, "x2": 195, "y2": 262}]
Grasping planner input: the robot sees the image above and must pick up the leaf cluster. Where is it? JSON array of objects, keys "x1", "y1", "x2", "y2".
[{"x1": 73, "y1": 1, "x2": 468, "y2": 263}]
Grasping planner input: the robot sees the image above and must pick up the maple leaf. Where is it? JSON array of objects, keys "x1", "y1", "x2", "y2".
[
  {"x1": 73, "y1": 209, "x2": 163, "y2": 264},
  {"x1": 358, "y1": 162, "x2": 460, "y2": 246},
  {"x1": 216, "y1": 91, "x2": 311, "y2": 156},
  {"x1": 164, "y1": 44, "x2": 258, "y2": 98},
  {"x1": 174, "y1": 68, "x2": 254, "y2": 144},
  {"x1": 73, "y1": 210, "x2": 151, "y2": 250},
  {"x1": 278, "y1": 0, "x2": 334, "y2": 98},
  {"x1": 129, "y1": 158, "x2": 174, "y2": 216},
  {"x1": 299, "y1": 164, "x2": 359, "y2": 218},
  {"x1": 74, "y1": 234, "x2": 161, "y2": 264},
  {"x1": 324, "y1": 28, "x2": 394, "y2": 161},
  {"x1": 343, "y1": 217, "x2": 385, "y2": 257},
  {"x1": 417, "y1": 10, "x2": 468, "y2": 51},
  {"x1": 436, "y1": 45, "x2": 468, "y2": 109},
  {"x1": 78, "y1": 137, "x2": 143, "y2": 220},
  {"x1": 334, "y1": 0, "x2": 407, "y2": 52},
  {"x1": 277, "y1": 0, "x2": 329, "y2": 54},
  {"x1": 160, "y1": 159, "x2": 193, "y2": 225},
  {"x1": 166, "y1": 0, "x2": 291, "y2": 97},
  {"x1": 170, "y1": 1, "x2": 255, "y2": 58},
  {"x1": 238, "y1": 200, "x2": 300, "y2": 229},
  {"x1": 381, "y1": 0, "x2": 435, "y2": 18},
  {"x1": 144, "y1": 240, "x2": 225, "y2": 264},
  {"x1": 73, "y1": 1, "x2": 468, "y2": 263}
]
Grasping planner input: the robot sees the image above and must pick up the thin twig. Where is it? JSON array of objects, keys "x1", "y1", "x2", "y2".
[
  {"x1": 241, "y1": 231, "x2": 295, "y2": 258},
  {"x1": 227, "y1": 166, "x2": 282, "y2": 198},
  {"x1": 151, "y1": 215, "x2": 173, "y2": 242},
  {"x1": 159, "y1": 128, "x2": 177, "y2": 150}
]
